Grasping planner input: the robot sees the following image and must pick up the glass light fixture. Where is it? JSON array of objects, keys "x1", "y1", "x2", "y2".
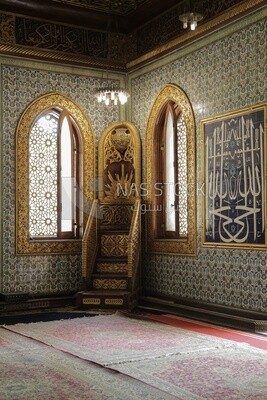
[
  {"x1": 95, "y1": 1, "x2": 130, "y2": 107},
  {"x1": 95, "y1": 87, "x2": 130, "y2": 106},
  {"x1": 179, "y1": 12, "x2": 203, "y2": 31}
]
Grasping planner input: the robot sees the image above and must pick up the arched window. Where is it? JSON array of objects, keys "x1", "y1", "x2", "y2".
[
  {"x1": 29, "y1": 108, "x2": 81, "y2": 239},
  {"x1": 146, "y1": 84, "x2": 196, "y2": 255},
  {"x1": 16, "y1": 93, "x2": 95, "y2": 255},
  {"x1": 154, "y1": 102, "x2": 188, "y2": 239}
]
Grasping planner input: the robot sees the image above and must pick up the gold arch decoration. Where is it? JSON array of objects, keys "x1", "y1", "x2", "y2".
[
  {"x1": 98, "y1": 121, "x2": 141, "y2": 203},
  {"x1": 145, "y1": 83, "x2": 197, "y2": 255},
  {"x1": 16, "y1": 92, "x2": 95, "y2": 255}
]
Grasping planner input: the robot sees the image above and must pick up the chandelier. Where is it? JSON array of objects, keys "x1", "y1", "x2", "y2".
[
  {"x1": 95, "y1": 86, "x2": 130, "y2": 106},
  {"x1": 179, "y1": 11, "x2": 203, "y2": 30},
  {"x1": 95, "y1": 0, "x2": 130, "y2": 106}
]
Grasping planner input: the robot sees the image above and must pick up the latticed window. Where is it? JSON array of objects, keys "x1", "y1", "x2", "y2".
[
  {"x1": 177, "y1": 113, "x2": 188, "y2": 237},
  {"x1": 146, "y1": 84, "x2": 196, "y2": 255},
  {"x1": 153, "y1": 101, "x2": 188, "y2": 239},
  {"x1": 29, "y1": 108, "x2": 81, "y2": 239}
]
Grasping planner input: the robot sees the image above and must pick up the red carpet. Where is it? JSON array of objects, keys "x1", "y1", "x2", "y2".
[{"x1": 145, "y1": 314, "x2": 267, "y2": 350}]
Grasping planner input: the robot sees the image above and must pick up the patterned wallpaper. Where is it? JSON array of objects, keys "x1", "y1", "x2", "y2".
[
  {"x1": 130, "y1": 16, "x2": 267, "y2": 312},
  {"x1": 0, "y1": 64, "x2": 120, "y2": 295}
]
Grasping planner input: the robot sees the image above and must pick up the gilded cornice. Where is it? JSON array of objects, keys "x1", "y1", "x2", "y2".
[{"x1": 0, "y1": 42, "x2": 126, "y2": 71}]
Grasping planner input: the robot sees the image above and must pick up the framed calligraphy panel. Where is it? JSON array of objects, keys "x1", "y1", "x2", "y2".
[{"x1": 201, "y1": 103, "x2": 267, "y2": 249}]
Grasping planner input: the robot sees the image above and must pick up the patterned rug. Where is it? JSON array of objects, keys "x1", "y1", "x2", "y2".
[
  {"x1": 0, "y1": 328, "x2": 40, "y2": 354},
  {"x1": 3, "y1": 312, "x2": 241, "y2": 366},
  {"x1": 2, "y1": 314, "x2": 267, "y2": 399},
  {"x1": 0, "y1": 339, "x2": 177, "y2": 400},
  {"x1": 112, "y1": 344, "x2": 267, "y2": 400}
]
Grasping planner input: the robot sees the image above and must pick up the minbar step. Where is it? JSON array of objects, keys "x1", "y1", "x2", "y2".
[
  {"x1": 96, "y1": 259, "x2": 128, "y2": 274},
  {"x1": 99, "y1": 225, "x2": 131, "y2": 232},
  {"x1": 92, "y1": 274, "x2": 128, "y2": 290},
  {"x1": 76, "y1": 290, "x2": 131, "y2": 310}
]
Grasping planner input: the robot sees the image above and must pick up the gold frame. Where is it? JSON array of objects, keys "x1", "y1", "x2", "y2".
[
  {"x1": 200, "y1": 102, "x2": 267, "y2": 250},
  {"x1": 98, "y1": 121, "x2": 141, "y2": 203},
  {"x1": 145, "y1": 84, "x2": 197, "y2": 255},
  {"x1": 16, "y1": 92, "x2": 95, "y2": 255}
]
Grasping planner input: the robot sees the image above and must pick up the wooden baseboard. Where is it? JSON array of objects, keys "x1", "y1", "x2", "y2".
[
  {"x1": 138, "y1": 295, "x2": 267, "y2": 332},
  {"x1": 0, "y1": 294, "x2": 76, "y2": 314}
]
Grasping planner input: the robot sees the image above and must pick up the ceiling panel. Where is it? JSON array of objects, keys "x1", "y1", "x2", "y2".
[{"x1": 49, "y1": 0, "x2": 146, "y2": 15}]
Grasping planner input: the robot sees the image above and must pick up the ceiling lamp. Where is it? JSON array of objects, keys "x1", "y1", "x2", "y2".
[
  {"x1": 179, "y1": 12, "x2": 203, "y2": 30},
  {"x1": 95, "y1": 86, "x2": 130, "y2": 106},
  {"x1": 95, "y1": 1, "x2": 130, "y2": 106}
]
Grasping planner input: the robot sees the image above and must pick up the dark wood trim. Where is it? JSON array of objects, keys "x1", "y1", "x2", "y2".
[
  {"x1": 123, "y1": 0, "x2": 183, "y2": 32},
  {"x1": 0, "y1": 0, "x2": 180, "y2": 34},
  {"x1": 0, "y1": 294, "x2": 76, "y2": 313},
  {"x1": 138, "y1": 295, "x2": 267, "y2": 332},
  {"x1": 0, "y1": 0, "x2": 116, "y2": 32}
]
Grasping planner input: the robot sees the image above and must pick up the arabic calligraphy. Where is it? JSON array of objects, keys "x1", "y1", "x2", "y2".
[
  {"x1": 16, "y1": 17, "x2": 107, "y2": 58},
  {"x1": 205, "y1": 110, "x2": 265, "y2": 244}
]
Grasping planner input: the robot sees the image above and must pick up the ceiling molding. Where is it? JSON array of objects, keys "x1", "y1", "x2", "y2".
[
  {"x1": 0, "y1": 43, "x2": 127, "y2": 71},
  {"x1": 0, "y1": 0, "x2": 265, "y2": 71}
]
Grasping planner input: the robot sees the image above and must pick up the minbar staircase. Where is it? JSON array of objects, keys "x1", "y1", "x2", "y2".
[{"x1": 77, "y1": 199, "x2": 141, "y2": 310}]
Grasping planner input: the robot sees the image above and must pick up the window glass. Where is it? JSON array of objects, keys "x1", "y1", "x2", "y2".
[
  {"x1": 165, "y1": 110, "x2": 176, "y2": 232},
  {"x1": 177, "y1": 113, "x2": 188, "y2": 237},
  {"x1": 29, "y1": 109, "x2": 79, "y2": 239},
  {"x1": 154, "y1": 104, "x2": 189, "y2": 239},
  {"x1": 61, "y1": 116, "x2": 73, "y2": 232},
  {"x1": 29, "y1": 113, "x2": 58, "y2": 237}
]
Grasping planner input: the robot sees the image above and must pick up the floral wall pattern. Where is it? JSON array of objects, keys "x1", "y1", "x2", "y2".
[{"x1": 130, "y1": 15, "x2": 267, "y2": 312}]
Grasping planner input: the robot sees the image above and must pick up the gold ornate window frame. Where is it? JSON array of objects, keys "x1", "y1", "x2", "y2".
[
  {"x1": 16, "y1": 92, "x2": 95, "y2": 255},
  {"x1": 145, "y1": 84, "x2": 197, "y2": 255}
]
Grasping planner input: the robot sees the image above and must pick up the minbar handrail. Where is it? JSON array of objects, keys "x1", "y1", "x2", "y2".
[
  {"x1": 127, "y1": 198, "x2": 141, "y2": 288},
  {"x1": 81, "y1": 199, "x2": 98, "y2": 290}
]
